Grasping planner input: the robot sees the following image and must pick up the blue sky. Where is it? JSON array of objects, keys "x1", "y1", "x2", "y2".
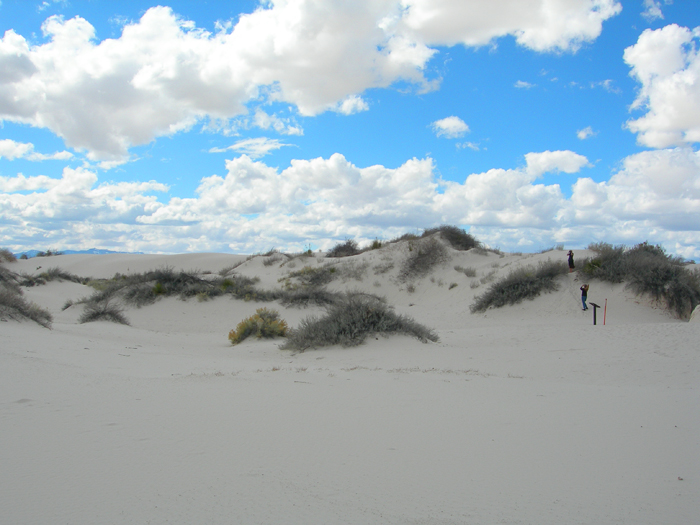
[{"x1": 1, "y1": 0, "x2": 699, "y2": 257}]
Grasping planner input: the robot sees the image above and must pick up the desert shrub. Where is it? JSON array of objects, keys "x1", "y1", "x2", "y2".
[
  {"x1": 281, "y1": 294, "x2": 438, "y2": 351},
  {"x1": 282, "y1": 264, "x2": 337, "y2": 288},
  {"x1": 398, "y1": 237, "x2": 449, "y2": 282},
  {"x1": 583, "y1": 241, "x2": 700, "y2": 318},
  {"x1": 228, "y1": 308, "x2": 288, "y2": 345},
  {"x1": 583, "y1": 243, "x2": 627, "y2": 282},
  {"x1": 366, "y1": 239, "x2": 383, "y2": 250},
  {"x1": 470, "y1": 260, "x2": 568, "y2": 313},
  {"x1": 0, "y1": 265, "x2": 22, "y2": 294},
  {"x1": 0, "y1": 248, "x2": 17, "y2": 262},
  {"x1": 79, "y1": 300, "x2": 130, "y2": 325},
  {"x1": 423, "y1": 225, "x2": 480, "y2": 251},
  {"x1": 455, "y1": 265, "x2": 477, "y2": 277},
  {"x1": 326, "y1": 239, "x2": 360, "y2": 258},
  {"x1": 0, "y1": 287, "x2": 53, "y2": 328}
]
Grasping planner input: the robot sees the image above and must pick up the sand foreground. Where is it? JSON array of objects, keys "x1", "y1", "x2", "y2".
[{"x1": 1, "y1": 247, "x2": 698, "y2": 524}]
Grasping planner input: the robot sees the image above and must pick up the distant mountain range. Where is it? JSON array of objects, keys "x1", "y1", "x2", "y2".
[{"x1": 16, "y1": 248, "x2": 142, "y2": 259}]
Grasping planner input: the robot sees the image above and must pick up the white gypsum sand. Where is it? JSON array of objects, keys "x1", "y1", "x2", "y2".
[{"x1": 1, "y1": 244, "x2": 698, "y2": 524}]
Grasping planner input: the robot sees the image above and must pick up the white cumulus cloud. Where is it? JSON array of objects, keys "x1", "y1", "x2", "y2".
[
  {"x1": 209, "y1": 137, "x2": 292, "y2": 159},
  {"x1": 1, "y1": 148, "x2": 698, "y2": 257},
  {"x1": 577, "y1": 126, "x2": 596, "y2": 139},
  {"x1": 624, "y1": 24, "x2": 700, "y2": 148},
  {"x1": 0, "y1": 1, "x2": 622, "y2": 162},
  {"x1": 431, "y1": 116, "x2": 469, "y2": 138},
  {"x1": 0, "y1": 139, "x2": 73, "y2": 161}
]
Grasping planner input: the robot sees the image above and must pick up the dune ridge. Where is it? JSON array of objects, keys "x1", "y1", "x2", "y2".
[{"x1": 1, "y1": 238, "x2": 698, "y2": 524}]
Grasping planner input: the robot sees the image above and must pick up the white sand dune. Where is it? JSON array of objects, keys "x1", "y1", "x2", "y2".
[{"x1": 1, "y1": 244, "x2": 698, "y2": 524}]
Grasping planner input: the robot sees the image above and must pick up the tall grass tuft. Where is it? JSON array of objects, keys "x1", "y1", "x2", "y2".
[
  {"x1": 281, "y1": 294, "x2": 438, "y2": 351},
  {"x1": 470, "y1": 260, "x2": 568, "y2": 313}
]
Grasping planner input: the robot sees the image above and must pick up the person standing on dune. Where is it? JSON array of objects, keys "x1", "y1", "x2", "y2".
[
  {"x1": 567, "y1": 250, "x2": 575, "y2": 272},
  {"x1": 580, "y1": 284, "x2": 589, "y2": 310}
]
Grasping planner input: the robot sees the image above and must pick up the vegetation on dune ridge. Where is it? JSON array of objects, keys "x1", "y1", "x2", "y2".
[
  {"x1": 582, "y1": 241, "x2": 700, "y2": 319},
  {"x1": 0, "y1": 265, "x2": 53, "y2": 328},
  {"x1": 281, "y1": 293, "x2": 439, "y2": 351},
  {"x1": 470, "y1": 260, "x2": 569, "y2": 313},
  {"x1": 0, "y1": 248, "x2": 17, "y2": 263}
]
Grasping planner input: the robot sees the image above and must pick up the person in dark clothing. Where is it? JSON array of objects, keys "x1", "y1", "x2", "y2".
[
  {"x1": 580, "y1": 284, "x2": 589, "y2": 310},
  {"x1": 567, "y1": 250, "x2": 575, "y2": 272}
]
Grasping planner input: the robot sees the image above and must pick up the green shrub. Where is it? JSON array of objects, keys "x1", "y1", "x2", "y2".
[
  {"x1": 79, "y1": 300, "x2": 130, "y2": 325},
  {"x1": 583, "y1": 241, "x2": 700, "y2": 318},
  {"x1": 281, "y1": 294, "x2": 438, "y2": 351},
  {"x1": 326, "y1": 239, "x2": 360, "y2": 258},
  {"x1": 423, "y1": 225, "x2": 480, "y2": 251},
  {"x1": 367, "y1": 239, "x2": 383, "y2": 250},
  {"x1": 470, "y1": 260, "x2": 568, "y2": 313},
  {"x1": 229, "y1": 308, "x2": 288, "y2": 345},
  {"x1": 398, "y1": 237, "x2": 449, "y2": 282}
]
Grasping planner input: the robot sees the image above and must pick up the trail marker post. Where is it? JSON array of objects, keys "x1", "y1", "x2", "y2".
[{"x1": 590, "y1": 302, "x2": 600, "y2": 325}]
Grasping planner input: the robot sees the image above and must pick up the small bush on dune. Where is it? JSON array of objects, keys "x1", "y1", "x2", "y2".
[
  {"x1": 423, "y1": 225, "x2": 480, "y2": 251},
  {"x1": 282, "y1": 264, "x2": 337, "y2": 288},
  {"x1": 21, "y1": 267, "x2": 90, "y2": 287},
  {"x1": 79, "y1": 300, "x2": 130, "y2": 325},
  {"x1": 229, "y1": 308, "x2": 288, "y2": 345},
  {"x1": 0, "y1": 265, "x2": 22, "y2": 294},
  {"x1": 0, "y1": 287, "x2": 53, "y2": 328},
  {"x1": 0, "y1": 248, "x2": 17, "y2": 262},
  {"x1": 281, "y1": 294, "x2": 438, "y2": 351},
  {"x1": 470, "y1": 260, "x2": 568, "y2": 313},
  {"x1": 326, "y1": 239, "x2": 360, "y2": 258},
  {"x1": 398, "y1": 237, "x2": 449, "y2": 282},
  {"x1": 583, "y1": 241, "x2": 700, "y2": 318}
]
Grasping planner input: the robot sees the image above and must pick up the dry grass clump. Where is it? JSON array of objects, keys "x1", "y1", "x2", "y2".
[
  {"x1": 0, "y1": 282, "x2": 53, "y2": 328},
  {"x1": 78, "y1": 300, "x2": 130, "y2": 325},
  {"x1": 0, "y1": 263, "x2": 53, "y2": 327},
  {"x1": 228, "y1": 308, "x2": 288, "y2": 345},
  {"x1": 326, "y1": 239, "x2": 360, "y2": 258},
  {"x1": 21, "y1": 267, "x2": 89, "y2": 287},
  {"x1": 281, "y1": 294, "x2": 438, "y2": 351},
  {"x1": 470, "y1": 260, "x2": 568, "y2": 313},
  {"x1": 0, "y1": 248, "x2": 17, "y2": 262},
  {"x1": 583, "y1": 241, "x2": 700, "y2": 318},
  {"x1": 398, "y1": 237, "x2": 449, "y2": 282}
]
